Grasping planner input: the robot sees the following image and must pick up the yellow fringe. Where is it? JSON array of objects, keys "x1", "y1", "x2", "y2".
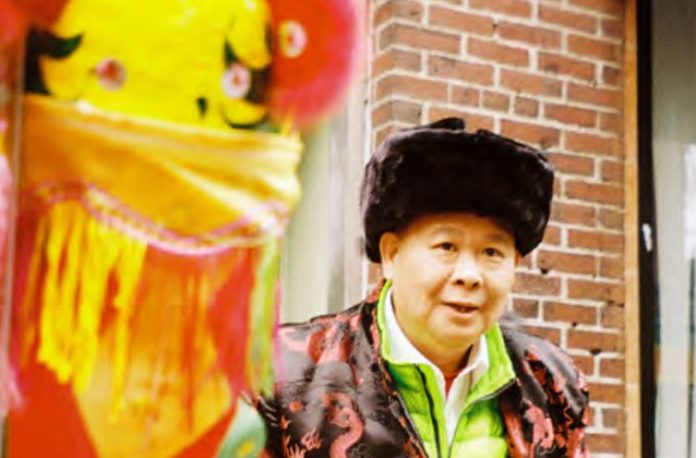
[
  {"x1": 19, "y1": 199, "x2": 241, "y2": 453},
  {"x1": 29, "y1": 201, "x2": 146, "y2": 398},
  {"x1": 73, "y1": 217, "x2": 121, "y2": 391},
  {"x1": 109, "y1": 233, "x2": 147, "y2": 419}
]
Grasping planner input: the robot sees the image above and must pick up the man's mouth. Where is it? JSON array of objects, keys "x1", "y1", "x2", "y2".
[{"x1": 443, "y1": 302, "x2": 479, "y2": 314}]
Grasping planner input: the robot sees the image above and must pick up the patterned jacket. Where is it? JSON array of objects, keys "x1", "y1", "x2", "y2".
[{"x1": 256, "y1": 300, "x2": 589, "y2": 457}]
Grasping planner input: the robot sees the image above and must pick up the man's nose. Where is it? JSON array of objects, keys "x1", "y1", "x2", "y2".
[{"x1": 451, "y1": 253, "x2": 482, "y2": 289}]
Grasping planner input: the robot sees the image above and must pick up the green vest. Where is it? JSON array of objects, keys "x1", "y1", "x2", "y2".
[{"x1": 376, "y1": 284, "x2": 515, "y2": 458}]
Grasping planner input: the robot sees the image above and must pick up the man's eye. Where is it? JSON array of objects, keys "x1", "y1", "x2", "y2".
[
  {"x1": 483, "y1": 247, "x2": 503, "y2": 257},
  {"x1": 438, "y1": 242, "x2": 456, "y2": 252}
]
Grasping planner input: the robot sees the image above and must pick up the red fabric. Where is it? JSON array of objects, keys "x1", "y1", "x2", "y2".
[
  {"x1": 0, "y1": 0, "x2": 68, "y2": 44},
  {"x1": 0, "y1": 0, "x2": 25, "y2": 45},
  {"x1": 7, "y1": 361, "x2": 97, "y2": 457},
  {"x1": 11, "y1": 0, "x2": 67, "y2": 27},
  {"x1": 175, "y1": 408, "x2": 235, "y2": 458},
  {"x1": 207, "y1": 248, "x2": 256, "y2": 397}
]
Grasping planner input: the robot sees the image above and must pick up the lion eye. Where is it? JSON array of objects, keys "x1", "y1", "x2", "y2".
[
  {"x1": 278, "y1": 20, "x2": 307, "y2": 59},
  {"x1": 95, "y1": 58, "x2": 126, "y2": 90},
  {"x1": 221, "y1": 63, "x2": 251, "y2": 99}
]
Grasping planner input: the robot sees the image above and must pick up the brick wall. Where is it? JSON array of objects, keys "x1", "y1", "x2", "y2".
[{"x1": 368, "y1": 0, "x2": 626, "y2": 456}]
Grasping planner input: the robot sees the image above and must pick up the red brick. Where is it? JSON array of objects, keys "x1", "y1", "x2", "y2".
[
  {"x1": 568, "y1": 34, "x2": 621, "y2": 62},
  {"x1": 497, "y1": 21, "x2": 561, "y2": 49},
  {"x1": 543, "y1": 302, "x2": 597, "y2": 325},
  {"x1": 601, "y1": 18, "x2": 623, "y2": 38},
  {"x1": 548, "y1": 153, "x2": 594, "y2": 177},
  {"x1": 469, "y1": 0, "x2": 532, "y2": 18},
  {"x1": 538, "y1": 250, "x2": 596, "y2": 275},
  {"x1": 568, "y1": 229, "x2": 624, "y2": 253},
  {"x1": 524, "y1": 325, "x2": 561, "y2": 346},
  {"x1": 544, "y1": 103, "x2": 597, "y2": 128},
  {"x1": 372, "y1": 103, "x2": 393, "y2": 126},
  {"x1": 599, "y1": 208, "x2": 624, "y2": 230},
  {"x1": 380, "y1": 23, "x2": 461, "y2": 54},
  {"x1": 600, "y1": 112, "x2": 623, "y2": 134},
  {"x1": 538, "y1": 52, "x2": 595, "y2": 81},
  {"x1": 518, "y1": 253, "x2": 533, "y2": 269},
  {"x1": 568, "y1": 329, "x2": 621, "y2": 353},
  {"x1": 600, "y1": 256, "x2": 624, "y2": 279},
  {"x1": 602, "y1": 408, "x2": 622, "y2": 429},
  {"x1": 565, "y1": 131, "x2": 620, "y2": 156},
  {"x1": 588, "y1": 407, "x2": 599, "y2": 428},
  {"x1": 568, "y1": 83, "x2": 622, "y2": 109},
  {"x1": 587, "y1": 433, "x2": 624, "y2": 454},
  {"x1": 428, "y1": 6, "x2": 495, "y2": 35},
  {"x1": 427, "y1": 107, "x2": 494, "y2": 131},
  {"x1": 601, "y1": 305, "x2": 624, "y2": 329},
  {"x1": 376, "y1": 74, "x2": 448, "y2": 102},
  {"x1": 482, "y1": 90, "x2": 510, "y2": 111},
  {"x1": 428, "y1": 55, "x2": 494, "y2": 85},
  {"x1": 468, "y1": 38, "x2": 529, "y2": 67},
  {"x1": 372, "y1": 48, "x2": 421, "y2": 77},
  {"x1": 512, "y1": 298, "x2": 539, "y2": 318},
  {"x1": 568, "y1": 279, "x2": 625, "y2": 304},
  {"x1": 551, "y1": 202, "x2": 597, "y2": 226},
  {"x1": 513, "y1": 97, "x2": 539, "y2": 117},
  {"x1": 601, "y1": 159, "x2": 623, "y2": 183},
  {"x1": 573, "y1": 354, "x2": 595, "y2": 376},
  {"x1": 514, "y1": 272, "x2": 562, "y2": 295},
  {"x1": 501, "y1": 119, "x2": 560, "y2": 149},
  {"x1": 589, "y1": 382, "x2": 625, "y2": 404},
  {"x1": 600, "y1": 358, "x2": 625, "y2": 379},
  {"x1": 500, "y1": 69, "x2": 562, "y2": 97},
  {"x1": 372, "y1": 100, "x2": 422, "y2": 125},
  {"x1": 375, "y1": 0, "x2": 424, "y2": 26},
  {"x1": 553, "y1": 179, "x2": 562, "y2": 198},
  {"x1": 451, "y1": 86, "x2": 480, "y2": 107},
  {"x1": 541, "y1": 225, "x2": 561, "y2": 246},
  {"x1": 602, "y1": 65, "x2": 622, "y2": 86},
  {"x1": 569, "y1": 0, "x2": 623, "y2": 16},
  {"x1": 375, "y1": 123, "x2": 405, "y2": 145},
  {"x1": 538, "y1": 5, "x2": 598, "y2": 33}
]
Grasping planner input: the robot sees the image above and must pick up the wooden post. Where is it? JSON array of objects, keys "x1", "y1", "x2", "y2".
[{"x1": 623, "y1": 0, "x2": 642, "y2": 455}]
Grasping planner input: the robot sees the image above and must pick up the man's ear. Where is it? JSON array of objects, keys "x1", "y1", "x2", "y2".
[{"x1": 379, "y1": 232, "x2": 399, "y2": 280}]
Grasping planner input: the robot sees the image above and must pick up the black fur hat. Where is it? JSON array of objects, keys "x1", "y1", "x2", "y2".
[{"x1": 360, "y1": 117, "x2": 554, "y2": 262}]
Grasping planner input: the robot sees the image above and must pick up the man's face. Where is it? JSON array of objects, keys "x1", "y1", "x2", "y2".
[{"x1": 380, "y1": 212, "x2": 519, "y2": 362}]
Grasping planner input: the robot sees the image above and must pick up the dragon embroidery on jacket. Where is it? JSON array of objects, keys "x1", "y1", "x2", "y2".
[{"x1": 257, "y1": 301, "x2": 589, "y2": 457}]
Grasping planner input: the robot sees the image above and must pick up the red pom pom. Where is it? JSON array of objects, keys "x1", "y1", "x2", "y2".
[{"x1": 268, "y1": 0, "x2": 364, "y2": 128}]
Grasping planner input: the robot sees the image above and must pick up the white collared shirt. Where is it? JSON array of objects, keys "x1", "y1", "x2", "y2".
[{"x1": 383, "y1": 288, "x2": 490, "y2": 444}]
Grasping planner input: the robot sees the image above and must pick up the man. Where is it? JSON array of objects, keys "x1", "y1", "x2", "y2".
[{"x1": 257, "y1": 118, "x2": 589, "y2": 457}]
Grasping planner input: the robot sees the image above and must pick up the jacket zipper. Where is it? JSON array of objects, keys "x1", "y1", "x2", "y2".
[
  {"x1": 446, "y1": 379, "x2": 516, "y2": 458},
  {"x1": 416, "y1": 366, "x2": 443, "y2": 458}
]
